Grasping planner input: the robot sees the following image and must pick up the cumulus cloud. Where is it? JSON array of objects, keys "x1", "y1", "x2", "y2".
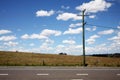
[
  {"x1": 40, "y1": 44, "x2": 53, "y2": 52},
  {"x1": 21, "y1": 34, "x2": 47, "y2": 39},
  {"x1": 76, "y1": 0, "x2": 112, "y2": 13},
  {"x1": 108, "y1": 36, "x2": 120, "y2": 41},
  {"x1": 21, "y1": 34, "x2": 29, "y2": 39},
  {"x1": 39, "y1": 39, "x2": 54, "y2": 52},
  {"x1": 117, "y1": 26, "x2": 120, "y2": 29},
  {"x1": 63, "y1": 27, "x2": 82, "y2": 35},
  {"x1": 41, "y1": 29, "x2": 61, "y2": 36},
  {"x1": 62, "y1": 39, "x2": 76, "y2": 45},
  {"x1": 21, "y1": 29, "x2": 61, "y2": 39},
  {"x1": 36, "y1": 10, "x2": 54, "y2": 17},
  {"x1": 91, "y1": 34, "x2": 100, "y2": 39},
  {"x1": 93, "y1": 26, "x2": 97, "y2": 31},
  {"x1": 4, "y1": 41, "x2": 18, "y2": 46},
  {"x1": 55, "y1": 44, "x2": 82, "y2": 55},
  {"x1": 86, "y1": 34, "x2": 100, "y2": 44},
  {"x1": 56, "y1": 12, "x2": 82, "y2": 21},
  {"x1": 64, "y1": 25, "x2": 96, "y2": 35},
  {"x1": 86, "y1": 26, "x2": 97, "y2": 31},
  {"x1": 85, "y1": 27, "x2": 91, "y2": 31},
  {"x1": 98, "y1": 29, "x2": 114, "y2": 35},
  {"x1": 44, "y1": 39, "x2": 54, "y2": 44},
  {"x1": 69, "y1": 23, "x2": 82, "y2": 28},
  {"x1": 0, "y1": 29, "x2": 12, "y2": 35},
  {"x1": 86, "y1": 43, "x2": 108, "y2": 54},
  {"x1": 0, "y1": 35, "x2": 16, "y2": 41},
  {"x1": 89, "y1": 15, "x2": 96, "y2": 18},
  {"x1": 108, "y1": 32, "x2": 120, "y2": 45}
]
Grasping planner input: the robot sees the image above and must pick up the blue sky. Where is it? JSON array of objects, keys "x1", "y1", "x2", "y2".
[{"x1": 0, "y1": 0, "x2": 120, "y2": 55}]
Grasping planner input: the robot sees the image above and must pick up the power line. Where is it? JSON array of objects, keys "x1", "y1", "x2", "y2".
[{"x1": 86, "y1": 23, "x2": 119, "y2": 30}]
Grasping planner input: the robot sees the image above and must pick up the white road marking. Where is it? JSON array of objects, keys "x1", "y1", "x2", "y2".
[
  {"x1": 36, "y1": 73, "x2": 49, "y2": 76},
  {"x1": 0, "y1": 74, "x2": 8, "y2": 75},
  {"x1": 117, "y1": 74, "x2": 120, "y2": 76},
  {"x1": 71, "y1": 79, "x2": 83, "y2": 80},
  {"x1": 76, "y1": 74, "x2": 88, "y2": 76}
]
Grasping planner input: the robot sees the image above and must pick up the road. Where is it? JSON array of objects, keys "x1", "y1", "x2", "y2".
[{"x1": 0, "y1": 66, "x2": 120, "y2": 80}]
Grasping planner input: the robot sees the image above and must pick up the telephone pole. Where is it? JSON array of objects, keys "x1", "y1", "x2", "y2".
[{"x1": 82, "y1": 9, "x2": 86, "y2": 66}]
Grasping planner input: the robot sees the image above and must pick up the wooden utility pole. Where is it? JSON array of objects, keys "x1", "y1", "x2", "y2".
[{"x1": 82, "y1": 9, "x2": 86, "y2": 66}]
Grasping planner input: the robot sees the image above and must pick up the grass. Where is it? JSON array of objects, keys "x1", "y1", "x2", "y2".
[{"x1": 0, "y1": 51, "x2": 120, "y2": 67}]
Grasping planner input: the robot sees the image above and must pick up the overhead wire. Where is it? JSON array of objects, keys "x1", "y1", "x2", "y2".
[{"x1": 86, "y1": 23, "x2": 119, "y2": 30}]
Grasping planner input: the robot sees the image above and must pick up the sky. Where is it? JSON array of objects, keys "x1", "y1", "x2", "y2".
[{"x1": 0, "y1": 0, "x2": 120, "y2": 55}]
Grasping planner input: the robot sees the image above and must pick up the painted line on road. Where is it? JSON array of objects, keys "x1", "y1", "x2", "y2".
[
  {"x1": 0, "y1": 74, "x2": 8, "y2": 75},
  {"x1": 76, "y1": 74, "x2": 88, "y2": 76},
  {"x1": 117, "y1": 74, "x2": 120, "y2": 76},
  {"x1": 71, "y1": 79, "x2": 83, "y2": 80},
  {"x1": 36, "y1": 73, "x2": 49, "y2": 76}
]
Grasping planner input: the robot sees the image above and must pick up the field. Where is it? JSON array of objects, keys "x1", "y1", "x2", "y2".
[{"x1": 0, "y1": 51, "x2": 120, "y2": 67}]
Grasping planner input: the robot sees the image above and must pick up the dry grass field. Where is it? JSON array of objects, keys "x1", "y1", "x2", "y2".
[{"x1": 0, "y1": 51, "x2": 120, "y2": 67}]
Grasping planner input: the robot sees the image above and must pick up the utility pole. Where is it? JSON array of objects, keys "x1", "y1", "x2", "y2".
[{"x1": 82, "y1": 9, "x2": 86, "y2": 66}]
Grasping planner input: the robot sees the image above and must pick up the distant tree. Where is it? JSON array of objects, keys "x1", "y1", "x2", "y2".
[
  {"x1": 16, "y1": 50, "x2": 18, "y2": 53},
  {"x1": 59, "y1": 52, "x2": 67, "y2": 55}
]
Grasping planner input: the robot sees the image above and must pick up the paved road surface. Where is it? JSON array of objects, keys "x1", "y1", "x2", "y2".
[{"x1": 0, "y1": 67, "x2": 120, "y2": 80}]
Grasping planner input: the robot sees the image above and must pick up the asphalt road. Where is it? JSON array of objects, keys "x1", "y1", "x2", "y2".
[{"x1": 0, "y1": 67, "x2": 120, "y2": 80}]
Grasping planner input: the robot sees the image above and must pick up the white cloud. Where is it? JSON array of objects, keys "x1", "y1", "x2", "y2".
[
  {"x1": 108, "y1": 32, "x2": 120, "y2": 45},
  {"x1": 55, "y1": 45, "x2": 65, "y2": 53},
  {"x1": 40, "y1": 29, "x2": 61, "y2": 37},
  {"x1": 117, "y1": 26, "x2": 120, "y2": 29},
  {"x1": 55, "y1": 44, "x2": 82, "y2": 55},
  {"x1": 63, "y1": 27, "x2": 82, "y2": 35},
  {"x1": 0, "y1": 29, "x2": 12, "y2": 35},
  {"x1": 86, "y1": 34, "x2": 100, "y2": 44},
  {"x1": 56, "y1": 45, "x2": 65, "y2": 48},
  {"x1": 56, "y1": 12, "x2": 82, "y2": 21},
  {"x1": 61, "y1": 5, "x2": 70, "y2": 10},
  {"x1": 44, "y1": 39, "x2": 54, "y2": 44},
  {"x1": 76, "y1": 0, "x2": 112, "y2": 13},
  {"x1": 98, "y1": 29, "x2": 114, "y2": 35},
  {"x1": 21, "y1": 33, "x2": 47, "y2": 39},
  {"x1": 86, "y1": 43, "x2": 108, "y2": 54},
  {"x1": 90, "y1": 34, "x2": 100, "y2": 39},
  {"x1": 108, "y1": 36, "x2": 120, "y2": 41},
  {"x1": 85, "y1": 27, "x2": 91, "y2": 31},
  {"x1": 35, "y1": 39, "x2": 54, "y2": 53},
  {"x1": 4, "y1": 41, "x2": 18, "y2": 46},
  {"x1": 62, "y1": 39, "x2": 76, "y2": 45},
  {"x1": 36, "y1": 10, "x2": 54, "y2": 17},
  {"x1": 31, "y1": 33, "x2": 47, "y2": 39},
  {"x1": 86, "y1": 42, "x2": 120, "y2": 54},
  {"x1": 21, "y1": 29, "x2": 61, "y2": 40},
  {"x1": 86, "y1": 39, "x2": 95, "y2": 44},
  {"x1": 86, "y1": 26, "x2": 97, "y2": 31},
  {"x1": 21, "y1": 34, "x2": 29, "y2": 39},
  {"x1": 39, "y1": 39, "x2": 54, "y2": 52},
  {"x1": 89, "y1": 15, "x2": 96, "y2": 18},
  {"x1": 93, "y1": 26, "x2": 97, "y2": 31},
  {"x1": 69, "y1": 23, "x2": 82, "y2": 28},
  {"x1": 0, "y1": 35, "x2": 16, "y2": 41}
]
